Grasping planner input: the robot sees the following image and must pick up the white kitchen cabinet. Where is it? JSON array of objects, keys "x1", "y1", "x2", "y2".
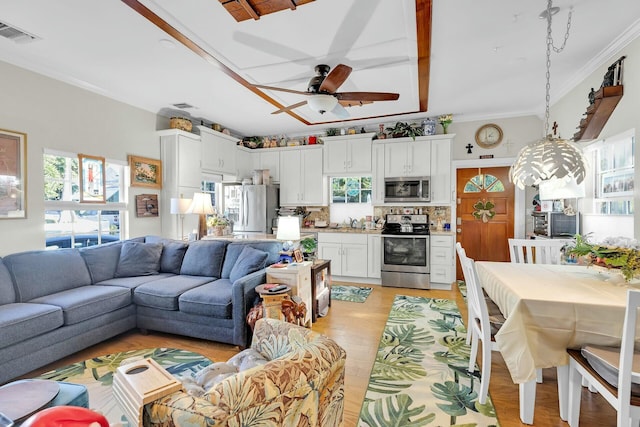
[
  {"x1": 371, "y1": 142, "x2": 385, "y2": 205},
  {"x1": 235, "y1": 148, "x2": 254, "y2": 181},
  {"x1": 367, "y1": 234, "x2": 382, "y2": 278},
  {"x1": 430, "y1": 138, "x2": 452, "y2": 204},
  {"x1": 158, "y1": 129, "x2": 202, "y2": 240},
  {"x1": 384, "y1": 137, "x2": 431, "y2": 177},
  {"x1": 318, "y1": 233, "x2": 368, "y2": 278},
  {"x1": 199, "y1": 126, "x2": 237, "y2": 175},
  {"x1": 256, "y1": 149, "x2": 280, "y2": 183},
  {"x1": 322, "y1": 133, "x2": 374, "y2": 174},
  {"x1": 430, "y1": 234, "x2": 454, "y2": 285},
  {"x1": 280, "y1": 146, "x2": 325, "y2": 206}
]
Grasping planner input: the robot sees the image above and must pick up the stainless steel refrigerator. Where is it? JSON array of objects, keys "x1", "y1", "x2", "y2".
[{"x1": 223, "y1": 184, "x2": 279, "y2": 233}]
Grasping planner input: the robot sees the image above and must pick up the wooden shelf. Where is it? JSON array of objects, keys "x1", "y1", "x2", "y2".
[{"x1": 573, "y1": 85, "x2": 623, "y2": 141}]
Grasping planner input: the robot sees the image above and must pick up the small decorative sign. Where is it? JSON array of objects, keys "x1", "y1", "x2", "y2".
[
  {"x1": 479, "y1": 154, "x2": 494, "y2": 159},
  {"x1": 135, "y1": 194, "x2": 159, "y2": 217}
]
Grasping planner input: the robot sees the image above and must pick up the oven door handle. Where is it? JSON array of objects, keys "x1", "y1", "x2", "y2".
[{"x1": 382, "y1": 235, "x2": 430, "y2": 239}]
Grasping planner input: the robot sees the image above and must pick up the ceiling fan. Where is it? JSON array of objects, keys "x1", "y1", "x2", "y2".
[{"x1": 253, "y1": 64, "x2": 400, "y2": 118}]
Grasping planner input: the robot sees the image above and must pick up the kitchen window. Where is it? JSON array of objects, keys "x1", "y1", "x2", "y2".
[
  {"x1": 43, "y1": 150, "x2": 126, "y2": 247},
  {"x1": 590, "y1": 130, "x2": 634, "y2": 215},
  {"x1": 331, "y1": 176, "x2": 371, "y2": 204}
]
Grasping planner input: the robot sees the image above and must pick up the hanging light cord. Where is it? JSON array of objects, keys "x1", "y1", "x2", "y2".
[{"x1": 543, "y1": 0, "x2": 573, "y2": 136}]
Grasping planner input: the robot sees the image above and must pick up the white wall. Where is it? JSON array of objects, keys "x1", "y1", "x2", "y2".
[
  {"x1": 552, "y1": 35, "x2": 640, "y2": 240},
  {"x1": 0, "y1": 60, "x2": 164, "y2": 255}
]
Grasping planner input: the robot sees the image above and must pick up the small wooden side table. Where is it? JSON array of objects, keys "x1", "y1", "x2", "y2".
[
  {"x1": 310, "y1": 259, "x2": 332, "y2": 322},
  {"x1": 255, "y1": 284, "x2": 291, "y2": 321}
]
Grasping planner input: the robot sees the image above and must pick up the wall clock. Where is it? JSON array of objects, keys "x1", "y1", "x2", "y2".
[{"x1": 475, "y1": 123, "x2": 503, "y2": 148}]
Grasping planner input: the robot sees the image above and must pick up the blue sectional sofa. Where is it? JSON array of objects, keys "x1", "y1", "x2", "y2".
[{"x1": 0, "y1": 237, "x2": 281, "y2": 385}]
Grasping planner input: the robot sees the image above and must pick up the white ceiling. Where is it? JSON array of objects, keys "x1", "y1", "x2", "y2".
[{"x1": 0, "y1": 0, "x2": 639, "y2": 137}]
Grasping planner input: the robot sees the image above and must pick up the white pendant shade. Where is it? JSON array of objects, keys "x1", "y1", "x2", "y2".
[
  {"x1": 510, "y1": 136, "x2": 587, "y2": 190},
  {"x1": 307, "y1": 94, "x2": 338, "y2": 114}
]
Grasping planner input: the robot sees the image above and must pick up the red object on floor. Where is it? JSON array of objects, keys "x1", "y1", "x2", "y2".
[{"x1": 21, "y1": 406, "x2": 109, "y2": 427}]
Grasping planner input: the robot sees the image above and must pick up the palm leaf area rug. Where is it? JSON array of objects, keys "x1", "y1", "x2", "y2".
[
  {"x1": 331, "y1": 284, "x2": 373, "y2": 302},
  {"x1": 358, "y1": 295, "x2": 499, "y2": 427}
]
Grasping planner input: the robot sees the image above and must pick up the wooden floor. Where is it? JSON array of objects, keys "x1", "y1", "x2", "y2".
[{"x1": 22, "y1": 283, "x2": 616, "y2": 426}]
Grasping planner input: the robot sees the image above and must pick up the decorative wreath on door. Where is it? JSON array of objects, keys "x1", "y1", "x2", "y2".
[{"x1": 472, "y1": 200, "x2": 496, "y2": 223}]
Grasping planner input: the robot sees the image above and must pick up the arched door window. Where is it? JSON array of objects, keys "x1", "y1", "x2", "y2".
[{"x1": 463, "y1": 174, "x2": 505, "y2": 193}]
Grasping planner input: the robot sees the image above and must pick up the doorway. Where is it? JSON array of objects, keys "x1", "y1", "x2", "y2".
[{"x1": 455, "y1": 166, "x2": 515, "y2": 279}]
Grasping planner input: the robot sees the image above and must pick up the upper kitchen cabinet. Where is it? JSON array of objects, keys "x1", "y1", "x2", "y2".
[
  {"x1": 280, "y1": 146, "x2": 326, "y2": 206},
  {"x1": 429, "y1": 138, "x2": 453, "y2": 204},
  {"x1": 384, "y1": 137, "x2": 431, "y2": 177},
  {"x1": 322, "y1": 133, "x2": 375, "y2": 174},
  {"x1": 256, "y1": 149, "x2": 280, "y2": 183},
  {"x1": 198, "y1": 126, "x2": 237, "y2": 175}
]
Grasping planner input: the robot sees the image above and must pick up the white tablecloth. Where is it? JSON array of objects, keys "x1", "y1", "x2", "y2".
[{"x1": 475, "y1": 262, "x2": 632, "y2": 383}]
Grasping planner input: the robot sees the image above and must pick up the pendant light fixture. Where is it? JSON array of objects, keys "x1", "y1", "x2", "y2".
[{"x1": 510, "y1": 0, "x2": 586, "y2": 189}]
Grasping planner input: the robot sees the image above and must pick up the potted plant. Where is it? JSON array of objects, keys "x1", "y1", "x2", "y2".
[
  {"x1": 207, "y1": 216, "x2": 230, "y2": 236},
  {"x1": 300, "y1": 237, "x2": 318, "y2": 260},
  {"x1": 385, "y1": 122, "x2": 424, "y2": 140}
]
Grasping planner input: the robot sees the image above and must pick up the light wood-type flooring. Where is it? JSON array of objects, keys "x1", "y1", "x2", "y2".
[{"x1": 21, "y1": 283, "x2": 616, "y2": 426}]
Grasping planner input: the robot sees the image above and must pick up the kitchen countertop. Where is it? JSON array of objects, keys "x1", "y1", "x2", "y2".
[
  {"x1": 204, "y1": 233, "x2": 315, "y2": 241},
  {"x1": 430, "y1": 230, "x2": 455, "y2": 236},
  {"x1": 301, "y1": 227, "x2": 382, "y2": 234}
]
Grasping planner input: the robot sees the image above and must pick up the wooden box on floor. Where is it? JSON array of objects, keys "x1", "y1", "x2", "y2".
[{"x1": 113, "y1": 358, "x2": 182, "y2": 425}]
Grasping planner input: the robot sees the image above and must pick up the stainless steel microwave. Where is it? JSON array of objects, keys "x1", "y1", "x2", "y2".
[{"x1": 384, "y1": 177, "x2": 430, "y2": 203}]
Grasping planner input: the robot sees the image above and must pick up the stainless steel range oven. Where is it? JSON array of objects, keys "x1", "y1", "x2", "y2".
[{"x1": 381, "y1": 214, "x2": 430, "y2": 289}]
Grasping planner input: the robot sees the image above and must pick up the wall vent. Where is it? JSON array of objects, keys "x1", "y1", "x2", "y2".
[
  {"x1": 0, "y1": 20, "x2": 40, "y2": 43},
  {"x1": 172, "y1": 102, "x2": 195, "y2": 109}
]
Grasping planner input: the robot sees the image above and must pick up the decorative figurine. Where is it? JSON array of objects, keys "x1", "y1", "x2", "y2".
[{"x1": 465, "y1": 143, "x2": 473, "y2": 154}]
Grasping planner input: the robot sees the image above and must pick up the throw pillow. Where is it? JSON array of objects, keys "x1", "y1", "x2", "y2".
[
  {"x1": 180, "y1": 240, "x2": 228, "y2": 277},
  {"x1": 229, "y1": 246, "x2": 268, "y2": 283},
  {"x1": 160, "y1": 241, "x2": 188, "y2": 274},
  {"x1": 115, "y1": 242, "x2": 163, "y2": 277}
]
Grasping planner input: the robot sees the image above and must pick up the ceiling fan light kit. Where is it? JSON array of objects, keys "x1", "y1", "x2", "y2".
[
  {"x1": 308, "y1": 94, "x2": 338, "y2": 114},
  {"x1": 510, "y1": 0, "x2": 587, "y2": 190}
]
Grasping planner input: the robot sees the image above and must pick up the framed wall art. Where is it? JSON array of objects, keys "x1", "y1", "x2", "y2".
[
  {"x1": 0, "y1": 128, "x2": 27, "y2": 219},
  {"x1": 293, "y1": 249, "x2": 304, "y2": 263},
  {"x1": 129, "y1": 155, "x2": 162, "y2": 189},
  {"x1": 78, "y1": 154, "x2": 106, "y2": 203},
  {"x1": 135, "y1": 194, "x2": 159, "y2": 217}
]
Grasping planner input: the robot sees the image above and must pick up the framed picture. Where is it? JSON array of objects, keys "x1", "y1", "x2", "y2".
[
  {"x1": 129, "y1": 155, "x2": 162, "y2": 189},
  {"x1": 0, "y1": 128, "x2": 27, "y2": 219},
  {"x1": 78, "y1": 154, "x2": 106, "y2": 203},
  {"x1": 135, "y1": 194, "x2": 159, "y2": 217},
  {"x1": 293, "y1": 248, "x2": 304, "y2": 263},
  {"x1": 601, "y1": 169, "x2": 634, "y2": 197}
]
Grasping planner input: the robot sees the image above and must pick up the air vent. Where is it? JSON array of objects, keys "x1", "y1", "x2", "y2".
[
  {"x1": 172, "y1": 102, "x2": 195, "y2": 109},
  {"x1": 0, "y1": 20, "x2": 39, "y2": 44}
]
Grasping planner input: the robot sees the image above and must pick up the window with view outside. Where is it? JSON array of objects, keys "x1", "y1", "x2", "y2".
[
  {"x1": 44, "y1": 152, "x2": 126, "y2": 248},
  {"x1": 331, "y1": 177, "x2": 372, "y2": 204},
  {"x1": 590, "y1": 131, "x2": 634, "y2": 215}
]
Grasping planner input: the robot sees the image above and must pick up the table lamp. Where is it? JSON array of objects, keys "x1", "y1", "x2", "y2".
[
  {"x1": 276, "y1": 216, "x2": 300, "y2": 252},
  {"x1": 186, "y1": 192, "x2": 215, "y2": 239},
  {"x1": 170, "y1": 197, "x2": 192, "y2": 240}
]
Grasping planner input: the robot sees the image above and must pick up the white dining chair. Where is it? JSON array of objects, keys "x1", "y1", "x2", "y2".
[
  {"x1": 567, "y1": 289, "x2": 640, "y2": 426},
  {"x1": 458, "y1": 246, "x2": 494, "y2": 404},
  {"x1": 508, "y1": 238, "x2": 571, "y2": 265}
]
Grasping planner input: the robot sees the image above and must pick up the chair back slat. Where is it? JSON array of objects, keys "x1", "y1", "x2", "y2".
[{"x1": 508, "y1": 238, "x2": 571, "y2": 265}]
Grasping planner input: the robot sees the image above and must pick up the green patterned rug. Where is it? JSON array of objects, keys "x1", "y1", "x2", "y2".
[
  {"x1": 35, "y1": 348, "x2": 212, "y2": 426},
  {"x1": 331, "y1": 285, "x2": 373, "y2": 302},
  {"x1": 358, "y1": 295, "x2": 499, "y2": 426}
]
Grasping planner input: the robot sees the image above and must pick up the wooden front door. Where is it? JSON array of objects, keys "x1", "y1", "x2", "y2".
[{"x1": 456, "y1": 167, "x2": 515, "y2": 279}]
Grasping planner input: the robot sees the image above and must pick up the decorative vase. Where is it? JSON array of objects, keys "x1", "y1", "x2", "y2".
[{"x1": 441, "y1": 122, "x2": 450, "y2": 134}]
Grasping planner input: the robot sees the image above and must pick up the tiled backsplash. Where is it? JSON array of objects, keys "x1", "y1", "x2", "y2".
[{"x1": 301, "y1": 205, "x2": 451, "y2": 228}]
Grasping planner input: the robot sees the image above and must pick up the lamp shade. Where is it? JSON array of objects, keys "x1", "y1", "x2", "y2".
[
  {"x1": 276, "y1": 216, "x2": 300, "y2": 241},
  {"x1": 307, "y1": 94, "x2": 338, "y2": 114},
  {"x1": 170, "y1": 197, "x2": 193, "y2": 215},
  {"x1": 186, "y1": 193, "x2": 215, "y2": 215}
]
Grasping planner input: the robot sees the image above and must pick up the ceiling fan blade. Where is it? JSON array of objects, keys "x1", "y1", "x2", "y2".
[
  {"x1": 328, "y1": 0, "x2": 381, "y2": 57},
  {"x1": 339, "y1": 100, "x2": 374, "y2": 108},
  {"x1": 233, "y1": 32, "x2": 310, "y2": 65},
  {"x1": 254, "y1": 84, "x2": 311, "y2": 96},
  {"x1": 336, "y1": 91, "x2": 399, "y2": 101},
  {"x1": 319, "y1": 64, "x2": 352, "y2": 93},
  {"x1": 331, "y1": 103, "x2": 350, "y2": 119},
  {"x1": 272, "y1": 100, "x2": 308, "y2": 114}
]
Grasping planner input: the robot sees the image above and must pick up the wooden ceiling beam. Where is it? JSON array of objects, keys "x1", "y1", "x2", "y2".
[{"x1": 237, "y1": 0, "x2": 260, "y2": 20}]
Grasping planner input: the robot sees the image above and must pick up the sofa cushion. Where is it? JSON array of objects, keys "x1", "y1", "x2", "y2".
[
  {"x1": 4, "y1": 249, "x2": 92, "y2": 302},
  {"x1": 0, "y1": 303, "x2": 63, "y2": 349},
  {"x1": 30, "y1": 285, "x2": 131, "y2": 325},
  {"x1": 229, "y1": 246, "x2": 268, "y2": 283},
  {"x1": 134, "y1": 276, "x2": 215, "y2": 310},
  {"x1": 221, "y1": 242, "x2": 281, "y2": 279},
  {"x1": 180, "y1": 240, "x2": 229, "y2": 278},
  {"x1": 0, "y1": 259, "x2": 16, "y2": 305},
  {"x1": 97, "y1": 273, "x2": 175, "y2": 292},
  {"x1": 145, "y1": 236, "x2": 189, "y2": 274},
  {"x1": 115, "y1": 242, "x2": 163, "y2": 278},
  {"x1": 80, "y1": 241, "x2": 123, "y2": 283},
  {"x1": 179, "y1": 279, "x2": 233, "y2": 318}
]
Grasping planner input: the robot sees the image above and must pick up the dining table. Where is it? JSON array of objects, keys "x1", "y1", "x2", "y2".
[{"x1": 475, "y1": 261, "x2": 632, "y2": 424}]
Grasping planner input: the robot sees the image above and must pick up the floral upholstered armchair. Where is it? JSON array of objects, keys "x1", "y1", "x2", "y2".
[{"x1": 144, "y1": 318, "x2": 346, "y2": 426}]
